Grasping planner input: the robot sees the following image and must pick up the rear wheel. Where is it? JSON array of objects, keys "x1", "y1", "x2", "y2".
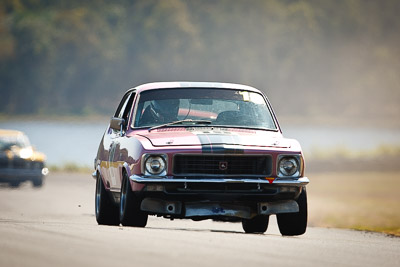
[
  {"x1": 277, "y1": 187, "x2": 308, "y2": 236},
  {"x1": 9, "y1": 180, "x2": 20, "y2": 188},
  {"x1": 95, "y1": 172, "x2": 120, "y2": 225},
  {"x1": 119, "y1": 172, "x2": 148, "y2": 227},
  {"x1": 242, "y1": 215, "x2": 269, "y2": 234}
]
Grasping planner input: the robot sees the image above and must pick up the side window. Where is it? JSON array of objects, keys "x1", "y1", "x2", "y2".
[
  {"x1": 114, "y1": 94, "x2": 129, "y2": 118},
  {"x1": 114, "y1": 91, "x2": 136, "y2": 126},
  {"x1": 121, "y1": 93, "x2": 135, "y2": 121}
]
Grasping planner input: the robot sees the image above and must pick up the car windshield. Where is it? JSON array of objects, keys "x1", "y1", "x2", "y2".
[
  {"x1": 133, "y1": 88, "x2": 277, "y2": 130},
  {"x1": 0, "y1": 134, "x2": 30, "y2": 151}
]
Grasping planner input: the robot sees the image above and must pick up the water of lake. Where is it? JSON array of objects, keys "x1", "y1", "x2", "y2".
[{"x1": 1, "y1": 120, "x2": 399, "y2": 167}]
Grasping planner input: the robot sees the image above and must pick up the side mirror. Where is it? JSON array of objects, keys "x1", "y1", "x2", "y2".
[{"x1": 110, "y1": 117, "x2": 126, "y2": 131}]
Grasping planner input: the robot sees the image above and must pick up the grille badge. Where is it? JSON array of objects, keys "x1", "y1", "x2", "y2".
[{"x1": 219, "y1": 161, "x2": 228, "y2": 170}]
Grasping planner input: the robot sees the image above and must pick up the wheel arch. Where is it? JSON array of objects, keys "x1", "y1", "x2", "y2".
[
  {"x1": 95, "y1": 165, "x2": 108, "y2": 190},
  {"x1": 121, "y1": 162, "x2": 131, "y2": 180},
  {"x1": 120, "y1": 162, "x2": 131, "y2": 188}
]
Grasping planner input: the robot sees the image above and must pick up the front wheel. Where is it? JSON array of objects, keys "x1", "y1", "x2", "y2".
[
  {"x1": 242, "y1": 215, "x2": 269, "y2": 234},
  {"x1": 95, "y1": 172, "x2": 120, "y2": 225},
  {"x1": 32, "y1": 176, "x2": 43, "y2": 187},
  {"x1": 119, "y1": 173, "x2": 148, "y2": 227},
  {"x1": 277, "y1": 187, "x2": 308, "y2": 236}
]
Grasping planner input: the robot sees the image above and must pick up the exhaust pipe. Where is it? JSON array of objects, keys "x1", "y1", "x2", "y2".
[
  {"x1": 166, "y1": 203, "x2": 176, "y2": 213},
  {"x1": 140, "y1": 198, "x2": 182, "y2": 215},
  {"x1": 258, "y1": 201, "x2": 299, "y2": 215},
  {"x1": 260, "y1": 204, "x2": 268, "y2": 213}
]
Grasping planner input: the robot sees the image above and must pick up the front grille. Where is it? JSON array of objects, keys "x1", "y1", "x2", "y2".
[
  {"x1": 0, "y1": 157, "x2": 38, "y2": 169},
  {"x1": 173, "y1": 155, "x2": 272, "y2": 177},
  {"x1": 13, "y1": 158, "x2": 27, "y2": 168},
  {"x1": 0, "y1": 157, "x2": 9, "y2": 168}
]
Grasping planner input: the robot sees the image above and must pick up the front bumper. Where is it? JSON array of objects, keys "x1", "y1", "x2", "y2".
[{"x1": 130, "y1": 175, "x2": 309, "y2": 186}]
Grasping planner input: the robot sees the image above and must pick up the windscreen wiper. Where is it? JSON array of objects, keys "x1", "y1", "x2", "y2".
[{"x1": 148, "y1": 119, "x2": 212, "y2": 132}]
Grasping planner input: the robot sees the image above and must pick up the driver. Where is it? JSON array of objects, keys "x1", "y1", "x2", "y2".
[{"x1": 140, "y1": 99, "x2": 180, "y2": 126}]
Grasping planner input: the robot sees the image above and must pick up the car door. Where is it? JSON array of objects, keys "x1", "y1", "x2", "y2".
[{"x1": 108, "y1": 91, "x2": 136, "y2": 190}]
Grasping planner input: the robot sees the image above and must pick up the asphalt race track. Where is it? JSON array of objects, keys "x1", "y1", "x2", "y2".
[{"x1": 0, "y1": 173, "x2": 399, "y2": 267}]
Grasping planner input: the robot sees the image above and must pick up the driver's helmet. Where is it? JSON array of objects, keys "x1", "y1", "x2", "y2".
[{"x1": 151, "y1": 99, "x2": 180, "y2": 121}]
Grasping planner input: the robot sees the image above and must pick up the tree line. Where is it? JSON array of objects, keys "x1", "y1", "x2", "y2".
[{"x1": 1, "y1": 0, "x2": 399, "y2": 123}]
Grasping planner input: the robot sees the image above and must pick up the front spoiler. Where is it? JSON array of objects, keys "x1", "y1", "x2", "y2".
[
  {"x1": 130, "y1": 175, "x2": 309, "y2": 186},
  {"x1": 131, "y1": 175, "x2": 307, "y2": 219},
  {"x1": 140, "y1": 198, "x2": 300, "y2": 219}
]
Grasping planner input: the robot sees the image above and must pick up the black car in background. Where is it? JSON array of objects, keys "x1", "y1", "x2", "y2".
[{"x1": 0, "y1": 129, "x2": 48, "y2": 187}]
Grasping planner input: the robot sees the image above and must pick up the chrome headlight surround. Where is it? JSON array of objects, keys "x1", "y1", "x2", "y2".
[
  {"x1": 277, "y1": 154, "x2": 303, "y2": 178},
  {"x1": 142, "y1": 154, "x2": 168, "y2": 176}
]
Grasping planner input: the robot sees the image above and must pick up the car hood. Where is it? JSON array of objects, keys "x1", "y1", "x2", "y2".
[{"x1": 137, "y1": 127, "x2": 292, "y2": 148}]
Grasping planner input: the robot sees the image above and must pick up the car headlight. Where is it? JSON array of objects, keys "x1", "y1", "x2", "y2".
[
  {"x1": 143, "y1": 154, "x2": 167, "y2": 176},
  {"x1": 19, "y1": 147, "x2": 33, "y2": 159},
  {"x1": 278, "y1": 155, "x2": 301, "y2": 177}
]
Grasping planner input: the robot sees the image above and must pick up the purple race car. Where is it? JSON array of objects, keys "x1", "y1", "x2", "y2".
[{"x1": 93, "y1": 82, "x2": 309, "y2": 235}]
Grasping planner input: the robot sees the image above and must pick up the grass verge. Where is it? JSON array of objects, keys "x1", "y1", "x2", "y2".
[
  {"x1": 307, "y1": 171, "x2": 400, "y2": 236},
  {"x1": 48, "y1": 162, "x2": 92, "y2": 173}
]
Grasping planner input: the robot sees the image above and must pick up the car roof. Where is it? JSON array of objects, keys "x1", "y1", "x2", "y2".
[
  {"x1": 130, "y1": 82, "x2": 262, "y2": 94},
  {"x1": 0, "y1": 129, "x2": 24, "y2": 137}
]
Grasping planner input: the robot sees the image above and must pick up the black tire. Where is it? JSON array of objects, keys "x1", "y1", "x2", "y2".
[
  {"x1": 32, "y1": 176, "x2": 43, "y2": 187},
  {"x1": 242, "y1": 215, "x2": 269, "y2": 234},
  {"x1": 95, "y1": 172, "x2": 120, "y2": 225},
  {"x1": 277, "y1": 187, "x2": 308, "y2": 236},
  {"x1": 119, "y1": 172, "x2": 148, "y2": 227}
]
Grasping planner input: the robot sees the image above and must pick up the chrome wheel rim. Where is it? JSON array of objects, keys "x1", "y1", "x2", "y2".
[{"x1": 120, "y1": 178, "x2": 126, "y2": 217}]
